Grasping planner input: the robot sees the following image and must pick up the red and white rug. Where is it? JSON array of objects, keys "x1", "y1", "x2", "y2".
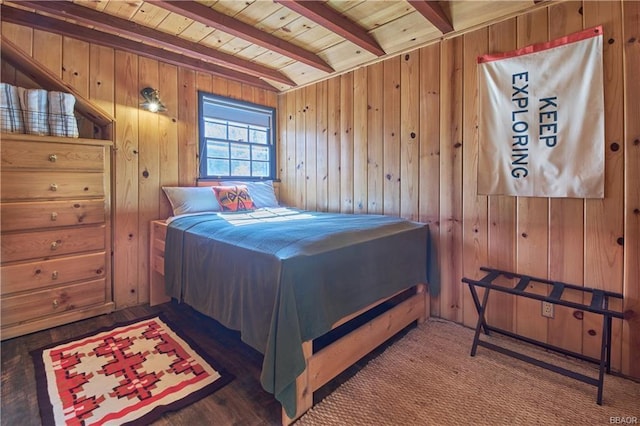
[{"x1": 31, "y1": 315, "x2": 233, "y2": 426}]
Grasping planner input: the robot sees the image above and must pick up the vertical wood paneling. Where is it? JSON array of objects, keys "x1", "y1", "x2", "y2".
[
  {"x1": 353, "y1": 67, "x2": 368, "y2": 214},
  {"x1": 33, "y1": 30, "x2": 61, "y2": 78},
  {"x1": 227, "y1": 80, "x2": 242, "y2": 99},
  {"x1": 547, "y1": 0, "x2": 585, "y2": 354},
  {"x1": 420, "y1": 43, "x2": 442, "y2": 315},
  {"x1": 383, "y1": 57, "x2": 401, "y2": 217},
  {"x1": 367, "y1": 62, "x2": 384, "y2": 215},
  {"x1": 438, "y1": 38, "x2": 464, "y2": 322},
  {"x1": 62, "y1": 37, "x2": 89, "y2": 97},
  {"x1": 418, "y1": 44, "x2": 441, "y2": 227},
  {"x1": 89, "y1": 43, "x2": 115, "y2": 306},
  {"x1": 622, "y1": 0, "x2": 640, "y2": 378},
  {"x1": 514, "y1": 9, "x2": 549, "y2": 343},
  {"x1": 316, "y1": 81, "x2": 329, "y2": 212},
  {"x1": 305, "y1": 85, "x2": 318, "y2": 211},
  {"x1": 284, "y1": 92, "x2": 297, "y2": 206},
  {"x1": 461, "y1": 28, "x2": 488, "y2": 328},
  {"x1": 177, "y1": 69, "x2": 197, "y2": 186},
  {"x1": 113, "y1": 50, "x2": 139, "y2": 308},
  {"x1": 89, "y1": 45, "x2": 115, "y2": 117},
  {"x1": 4, "y1": 3, "x2": 639, "y2": 380},
  {"x1": 277, "y1": 94, "x2": 289, "y2": 205},
  {"x1": 327, "y1": 78, "x2": 341, "y2": 212},
  {"x1": 340, "y1": 72, "x2": 354, "y2": 213},
  {"x1": 295, "y1": 88, "x2": 306, "y2": 207},
  {"x1": 2, "y1": 23, "x2": 33, "y2": 90},
  {"x1": 137, "y1": 57, "x2": 161, "y2": 305},
  {"x1": 212, "y1": 75, "x2": 229, "y2": 96},
  {"x1": 158, "y1": 62, "x2": 179, "y2": 220},
  {"x1": 583, "y1": 0, "x2": 625, "y2": 368},
  {"x1": 400, "y1": 53, "x2": 420, "y2": 221},
  {"x1": 486, "y1": 18, "x2": 517, "y2": 332}
]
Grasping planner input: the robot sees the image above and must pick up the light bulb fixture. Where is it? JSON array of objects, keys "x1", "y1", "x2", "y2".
[{"x1": 140, "y1": 87, "x2": 167, "y2": 113}]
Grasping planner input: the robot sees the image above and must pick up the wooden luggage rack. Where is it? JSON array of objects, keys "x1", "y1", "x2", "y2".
[{"x1": 462, "y1": 267, "x2": 625, "y2": 405}]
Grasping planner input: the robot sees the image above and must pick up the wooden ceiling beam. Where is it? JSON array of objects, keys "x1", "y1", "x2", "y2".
[
  {"x1": 14, "y1": 1, "x2": 295, "y2": 87},
  {"x1": 0, "y1": 5, "x2": 277, "y2": 91},
  {"x1": 273, "y1": 0, "x2": 385, "y2": 57},
  {"x1": 149, "y1": 0, "x2": 334, "y2": 73},
  {"x1": 407, "y1": 0, "x2": 454, "y2": 34}
]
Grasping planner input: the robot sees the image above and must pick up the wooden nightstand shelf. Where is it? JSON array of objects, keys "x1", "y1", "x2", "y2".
[{"x1": 462, "y1": 267, "x2": 625, "y2": 405}]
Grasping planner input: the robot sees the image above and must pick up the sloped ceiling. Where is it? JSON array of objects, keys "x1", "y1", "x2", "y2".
[{"x1": 1, "y1": 0, "x2": 548, "y2": 92}]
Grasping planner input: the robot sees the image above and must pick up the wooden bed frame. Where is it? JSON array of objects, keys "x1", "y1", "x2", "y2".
[{"x1": 150, "y1": 219, "x2": 430, "y2": 424}]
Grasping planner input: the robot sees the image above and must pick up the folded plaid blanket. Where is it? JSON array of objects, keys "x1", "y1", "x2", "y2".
[
  {"x1": 48, "y1": 91, "x2": 79, "y2": 137},
  {"x1": 18, "y1": 87, "x2": 48, "y2": 135},
  {"x1": 0, "y1": 83, "x2": 24, "y2": 133}
]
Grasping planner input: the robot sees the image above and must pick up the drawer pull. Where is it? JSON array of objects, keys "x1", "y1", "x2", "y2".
[
  {"x1": 50, "y1": 183, "x2": 58, "y2": 191},
  {"x1": 49, "y1": 154, "x2": 58, "y2": 162},
  {"x1": 50, "y1": 241, "x2": 58, "y2": 250},
  {"x1": 51, "y1": 271, "x2": 59, "y2": 280},
  {"x1": 52, "y1": 299, "x2": 59, "y2": 308},
  {"x1": 51, "y1": 212, "x2": 58, "y2": 221}
]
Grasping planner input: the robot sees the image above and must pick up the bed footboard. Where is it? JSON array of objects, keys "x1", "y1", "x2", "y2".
[{"x1": 282, "y1": 283, "x2": 429, "y2": 425}]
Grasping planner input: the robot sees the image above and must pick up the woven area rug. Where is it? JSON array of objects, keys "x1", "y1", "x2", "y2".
[
  {"x1": 31, "y1": 315, "x2": 233, "y2": 426},
  {"x1": 297, "y1": 319, "x2": 640, "y2": 425}
]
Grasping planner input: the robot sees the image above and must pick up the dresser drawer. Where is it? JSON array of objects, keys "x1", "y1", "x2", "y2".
[
  {"x1": 1, "y1": 171, "x2": 104, "y2": 201},
  {"x1": 1, "y1": 141, "x2": 104, "y2": 171},
  {"x1": 1, "y1": 225, "x2": 105, "y2": 263},
  {"x1": 1, "y1": 278, "x2": 106, "y2": 325},
  {"x1": 1, "y1": 252, "x2": 106, "y2": 295},
  {"x1": 1, "y1": 199, "x2": 105, "y2": 231}
]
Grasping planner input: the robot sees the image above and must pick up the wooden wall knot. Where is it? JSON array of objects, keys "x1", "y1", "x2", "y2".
[{"x1": 573, "y1": 311, "x2": 584, "y2": 320}]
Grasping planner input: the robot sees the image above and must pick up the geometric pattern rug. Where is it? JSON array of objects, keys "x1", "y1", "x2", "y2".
[{"x1": 31, "y1": 314, "x2": 233, "y2": 426}]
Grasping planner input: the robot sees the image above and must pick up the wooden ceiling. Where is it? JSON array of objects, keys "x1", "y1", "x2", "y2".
[{"x1": 1, "y1": 1, "x2": 547, "y2": 92}]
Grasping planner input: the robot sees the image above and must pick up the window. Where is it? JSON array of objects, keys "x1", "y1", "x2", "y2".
[{"x1": 199, "y1": 92, "x2": 276, "y2": 180}]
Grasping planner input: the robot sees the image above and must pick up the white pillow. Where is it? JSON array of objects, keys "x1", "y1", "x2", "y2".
[
  {"x1": 221, "y1": 180, "x2": 279, "y2": 208},
  {"x1": 162, "y1": 186, "x2": 221, "y2": 216}
]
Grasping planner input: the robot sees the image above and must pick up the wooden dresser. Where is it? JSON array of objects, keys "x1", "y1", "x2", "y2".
[{"x1": 1, "y1": 134, "x2": 115, "y2": 340}]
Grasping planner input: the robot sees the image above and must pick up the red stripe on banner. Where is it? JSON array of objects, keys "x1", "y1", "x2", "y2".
[{"x1": 477, "y1": 25, "x2": 602, "y2": 64}]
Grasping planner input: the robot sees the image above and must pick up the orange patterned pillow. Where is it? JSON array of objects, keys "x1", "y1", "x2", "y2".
[{"x1": 212, "y1": 185, "x2": 255, "y2": 212}]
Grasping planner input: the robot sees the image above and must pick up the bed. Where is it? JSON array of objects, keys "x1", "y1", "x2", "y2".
[{"x1": 150, "y1": 202, "x2": 434, "y2": 424}]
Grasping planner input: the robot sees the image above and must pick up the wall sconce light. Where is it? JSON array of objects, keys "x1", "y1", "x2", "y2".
[{"x1": 140, "y1": 87, "x2": 167, "y2": 113}]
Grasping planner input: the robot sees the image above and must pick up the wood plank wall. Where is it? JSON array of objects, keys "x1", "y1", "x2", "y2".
[
  {"x1": 277, "y1": 0, "x2": 640, "y2": 379},
  {"x1": 1, "y1": 1, "x2": 638, "y2": 380},
  {"x1": 1, "y1": 22, "x2": 277, "y2": 310}
]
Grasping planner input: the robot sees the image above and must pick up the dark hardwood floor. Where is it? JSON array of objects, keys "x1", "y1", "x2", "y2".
[{"x1": 1, "y1": 300, "x2": 412, "y2": 426}]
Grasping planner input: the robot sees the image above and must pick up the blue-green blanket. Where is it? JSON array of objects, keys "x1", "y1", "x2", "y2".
[{"x1": 165, "y1": 208, "x2": 431, "y2": 417}]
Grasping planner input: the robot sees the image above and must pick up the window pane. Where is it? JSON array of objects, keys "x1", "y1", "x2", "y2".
[
  {"x1": 249, "y1": 128, "x2": 268, "y2": 144},
  {"x1": 208, "y1": 158, "x2": 229, "y2": 176},
  {"x1": 207, "y1": 140, "x2": 229, "y2": 158},
  {"x1": 199, "y1": 93, "x2": 275, "y2": 179},
  {"x1": 231, "y1": 160, "x2": 251, "y2": 176},
  {"x1": 228, "y1": 125, "x2": 248, "y2": 142},
  {"x1": 205, "y1": 121, "x2": 227, "y2": 139},
  {"x1": 252, "y1": 145, "x2": 270, "y2": 161},
  {"x1": 230, "y1": 142, "x2": 250, "y2": 160},
  {"x1": 252, "y1": 161, "x2": 269, "y2": 177}
]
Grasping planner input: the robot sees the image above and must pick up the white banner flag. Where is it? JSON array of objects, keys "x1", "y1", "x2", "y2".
[{"x1": 478, "y1": 26, "x2": 604, "y2": 198}]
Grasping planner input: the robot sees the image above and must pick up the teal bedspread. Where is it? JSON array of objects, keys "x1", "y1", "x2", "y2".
[{"x1": 164, "y1": 208, "x2": 431, "y2": 417}]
